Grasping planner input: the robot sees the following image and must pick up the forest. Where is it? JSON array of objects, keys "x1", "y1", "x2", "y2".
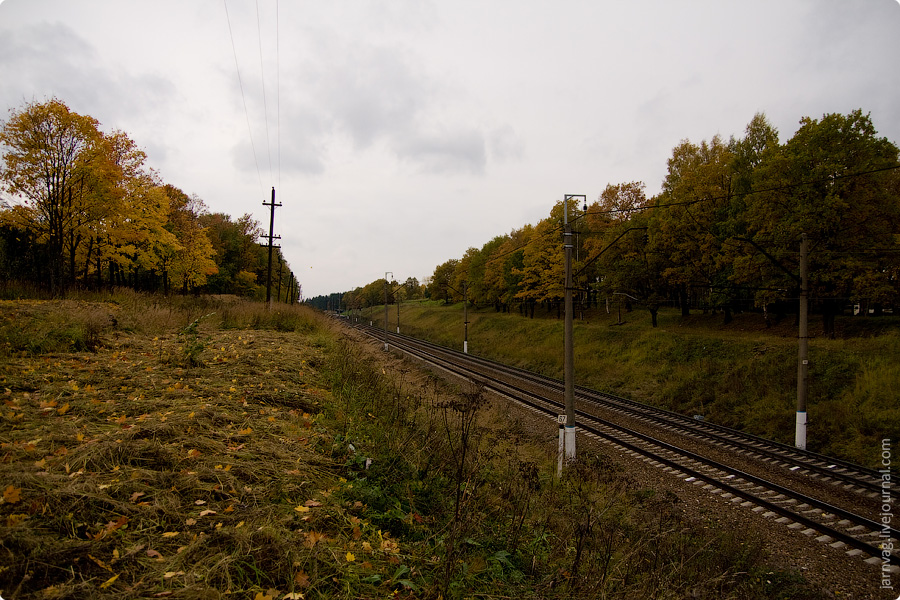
[
  {"x1": 0, "y1": 98, "x2": 297, "y2": 302},
  {"x1": 328, "y1": 111, "x2": 900, "y2": 336}
]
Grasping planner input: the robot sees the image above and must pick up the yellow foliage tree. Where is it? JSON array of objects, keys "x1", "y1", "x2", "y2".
[
  {"x1": 163, "y1": 185, "x2": 218, "y2": 294},
  {"x1": 0, "y1": 98, "x2": 114, "y2": 291}
]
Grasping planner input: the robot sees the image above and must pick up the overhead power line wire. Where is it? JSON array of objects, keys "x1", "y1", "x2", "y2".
[
  {"x1": 255, "y1": 0, "x2": 273, "y2": 182},
  {"x1": 276, "y1": 0, "x2": 281, "y2": 191},
  {"x1": 223, "y1": 0, "x2": 264, "y2": 196}
]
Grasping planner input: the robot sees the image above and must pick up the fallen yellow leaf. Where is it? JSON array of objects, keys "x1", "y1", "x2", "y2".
[
  {"x1": 5, "y1": 513, "x2": 28, "y2": 527},
  {"x1": 3, "y1": 484, "x2": 22, "y2": 504},
  {"x1": 99, "y1": 573, "x2": 119, "y2": 589}
]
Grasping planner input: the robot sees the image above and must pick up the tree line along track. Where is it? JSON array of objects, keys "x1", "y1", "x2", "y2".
[{"x1": 349, "y1": 321, "x2": 898, "y2": 568}]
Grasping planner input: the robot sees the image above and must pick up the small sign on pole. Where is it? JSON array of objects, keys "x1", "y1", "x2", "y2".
[{"x1": 557, "y1": 415, "x2": 566, "y2": 476}]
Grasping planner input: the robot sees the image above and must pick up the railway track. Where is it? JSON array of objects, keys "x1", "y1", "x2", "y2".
[{"x1": 351, "y1": 322, "x2": 898, "y2": 569}]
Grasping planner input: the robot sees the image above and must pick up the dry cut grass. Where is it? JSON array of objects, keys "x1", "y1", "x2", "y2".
[{"x1": 0, "y1": 300, "x2": 387, "y2": 599}]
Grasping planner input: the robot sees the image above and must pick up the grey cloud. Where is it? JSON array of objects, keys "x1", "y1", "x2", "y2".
[
  {"x1": 234, "y1": 126, "x2": 328, "y2": 178},
  {"x1": 395, "y1": 129, "x2": 486, "y2": 175},
  {"x1": 0, "y1": 21, "x2": 175, "y2": 133},
  {"x1": 0, "y1": 22, "x2": 98, "y2": 110},
  {"x1": 488, "y1": 125, "x2": 524, "y2": 163},
  {"x1": 313, "y1": 42, "x2": 430, "y2": 149},
  {"x1": 274, "y1": 31, "x2": 501, "y2": 176}
]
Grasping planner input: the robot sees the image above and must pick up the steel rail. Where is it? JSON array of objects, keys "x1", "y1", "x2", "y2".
[
  {"x1": 352, "y1": 322, "x2": 899, "y2": 565},
  {"x1": 364, "y1": 325, "x2": 882, "y2": 494}
]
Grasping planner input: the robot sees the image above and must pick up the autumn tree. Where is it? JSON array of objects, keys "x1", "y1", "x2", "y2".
[
  {"x1": 201, "y1": 212, "x2": 264, "y2": 295},
  {"x1": 513, "y1": 201, "x2": 583, "y2": 315},
  {"x1": 581, "y1": 185, "x2": 668, "y2": 326},
  {"x1": 429, "y1": 259, "x2": 460, "y2": 303},
  {"x1": 90, "y1": 131, "x2": 177, "y2": 289},
  {"x1": 162, "y1": 185, "x2": 218, "y2": 294},
  {"x1": 650, "y1": 136, "x2": 735, "y2": 315},
  {"x1": 463, "y1": 236, "x2": 507, "y2": 306},
  {"x1": 402, "y1": 276, "x2": 422, "y2": 300},
  {"x1": 0, "y1": 98, "x2": 113, "y2": 292},
  {"x1": 732, "y1": 110, "x2": 900, "y2": 335}
]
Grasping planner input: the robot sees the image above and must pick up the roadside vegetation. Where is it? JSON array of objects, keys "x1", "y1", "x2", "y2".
[
  {"x1": 360, "y1": 299, "x2": 900, "y2": 469},
  {"x1": 0, "y1": 292, "x2": 826, "y2": 598}
]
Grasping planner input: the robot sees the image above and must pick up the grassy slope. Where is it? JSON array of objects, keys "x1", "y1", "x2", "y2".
[
  {"x1": 0, "y1": 294, "x2": 834, "y2": 598},
  {"x1": 364, "y1": 300, "x2": 900, "y2": 467}
]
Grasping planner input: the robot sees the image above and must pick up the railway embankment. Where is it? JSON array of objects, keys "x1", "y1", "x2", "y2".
[{"x1": 359, "y1": 300, "x2": 900, "y2": 469}]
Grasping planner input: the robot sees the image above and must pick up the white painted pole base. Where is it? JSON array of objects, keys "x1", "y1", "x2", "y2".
[
  {"x1": 397, "y1": 327, "x2": 400, "y2": 334},
  {"x1": 464, "y1": 341, "x2": 468, "y2": 354},
  {"x1": 795, "y1": 411, "x2": 807, "y2": 450},
  {"x1": 565, "y1": 426, "x2": 576, "y2": 461},
  {"x1": 557, "y1": 425, "x2": 565, "y2": 476},
  {"x1": 384, "y1": 343, "x2": 389, "y2": 352}
]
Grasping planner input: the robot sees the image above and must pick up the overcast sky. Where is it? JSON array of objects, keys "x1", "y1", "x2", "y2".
[{"x1": 1, "y1": 0, "x2": 898, "y2": 299}]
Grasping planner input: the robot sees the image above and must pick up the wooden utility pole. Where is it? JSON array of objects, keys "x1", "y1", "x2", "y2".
[
  {"x1": 262, "y1": 187, "x2": 282, "y2": 308},
  {"x1": 277, "y1": 256, "x2": 284, "y2": 303}
]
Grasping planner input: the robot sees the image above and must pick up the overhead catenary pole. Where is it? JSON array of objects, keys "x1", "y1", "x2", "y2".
[
  {"x1": 384, "y1": 271, "x2": 393, "y2": 351},
  {"x1": 463, "y1": 282, "x2": 469, "y2": 354},
  {"x1": 263, "y1": 187, "x2": 282, "y2": 308},
  {"x1": 562, "y1": 194, "x2": 584, "y2": 467},
  {"x1": 443, "y1": 282, "x2": 470, "y2": 353},
  {"x1": 796, "y1": 233, "x2": 809, "y2": 450}
]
